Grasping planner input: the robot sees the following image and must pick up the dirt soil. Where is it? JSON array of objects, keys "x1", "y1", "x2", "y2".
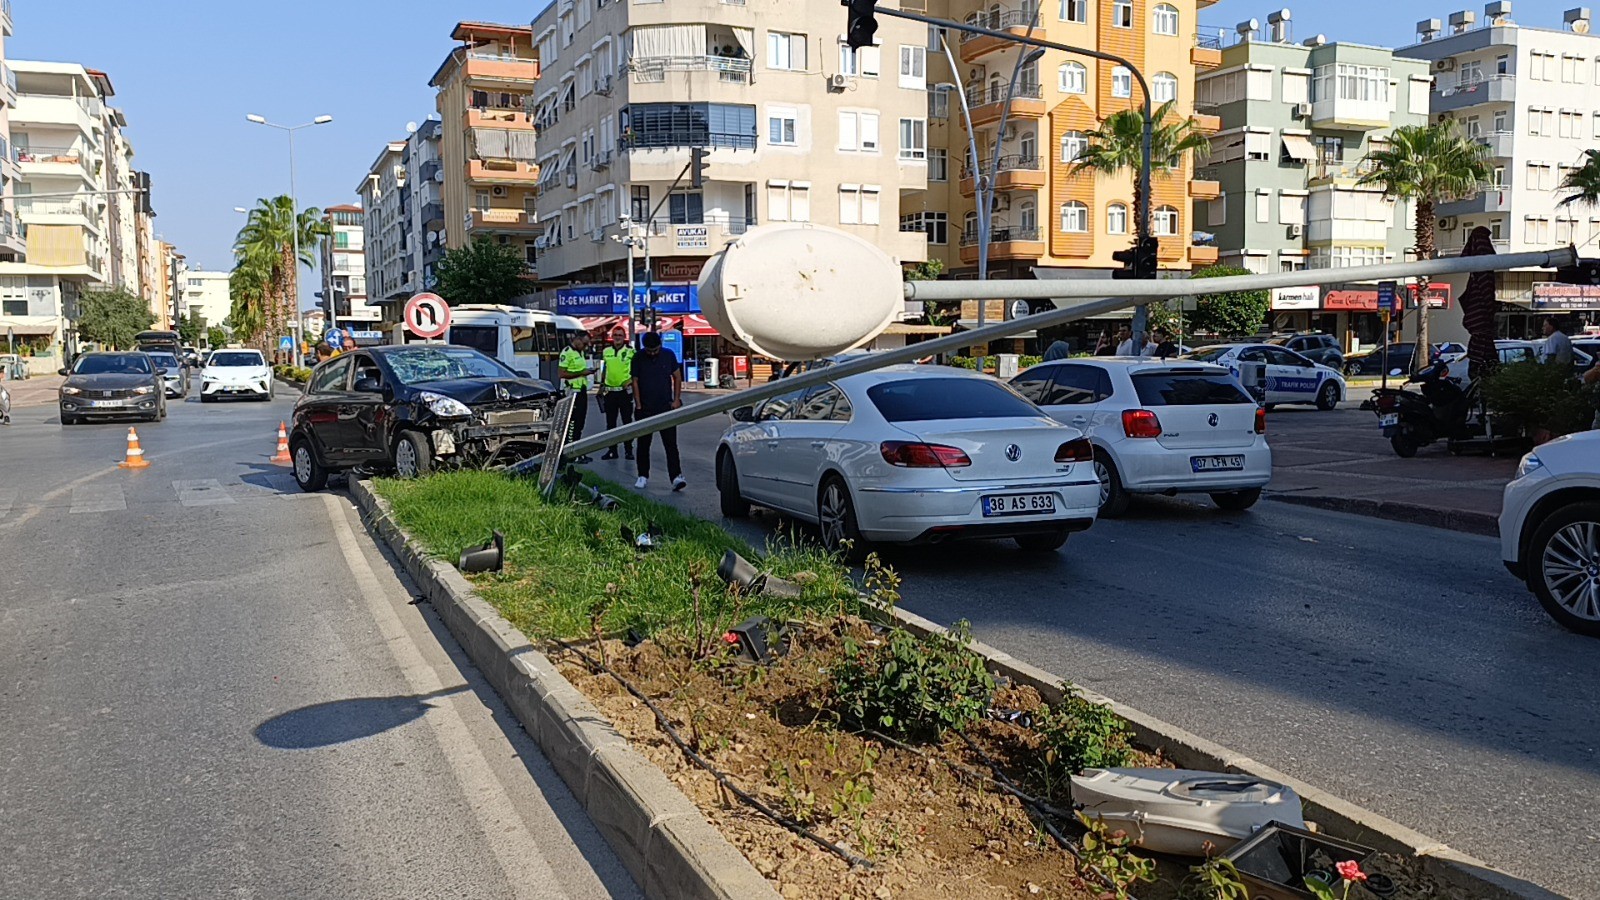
[{"x1": 552, "y1": 619, "x2": 1444, "y2": 900}]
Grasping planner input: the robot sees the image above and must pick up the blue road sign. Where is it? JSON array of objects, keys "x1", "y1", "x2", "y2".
[
  {"x1": 325, "y1": 328, "x2": 345, "y2": 350},
  {"x1": 278, "y1": 336, "x2": 293, "y2": 351},
  {"x1": 1377, "y1": 281, "x2": 1400, "y2": 314}
]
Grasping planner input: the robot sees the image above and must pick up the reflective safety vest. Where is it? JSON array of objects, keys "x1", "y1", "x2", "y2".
[
  {"x1": 557, "y1": 346, "x2": 590, "y2": 391},
  {"x1": 601, "y1": 345, "x2": 635, "y2": 389}
]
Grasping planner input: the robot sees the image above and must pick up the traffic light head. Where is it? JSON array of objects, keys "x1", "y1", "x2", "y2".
[
  {"x1": 844, "y1": 0, "x2": 880, "y2": 50},
  {"x1": 1111, "y1": 237, "x2": 1158, "y2": 279},
  {"x1": 689, "y1": 147, "x2": 710, "y2": 189}
]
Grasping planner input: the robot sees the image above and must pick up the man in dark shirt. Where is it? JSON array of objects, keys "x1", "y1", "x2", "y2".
[
  {"x1": 1146, "y1": 328, "x2": 1179, "y2": 360},
  {"x1": 629, "y1": 332, "x2": 685, "y2": 491}
]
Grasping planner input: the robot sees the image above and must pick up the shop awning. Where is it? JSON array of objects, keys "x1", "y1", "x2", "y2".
[
  {"x1": 0, "y1": 322, "x2": 58, "y2": 335},
  {"x1": 1281, "y1": 134, "x2": 1315, "y2": 162},
  {"x1": 579, "y1": 316, "x2": 625, "y2": 333},
  {"x1": 882, "y1": 322, "x2": 953, "y2": 335},
  {"x1": 679, "y1": 314, "x2": 718, "y2": 336}
]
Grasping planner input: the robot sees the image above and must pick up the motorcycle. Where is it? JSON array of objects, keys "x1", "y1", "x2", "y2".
[
  {"x1": 1, "y1": 383, "x2": 10, "y2": 426},
  {"x1": 1370, "y1": 361, "x2": 1484, "y2": 457}
]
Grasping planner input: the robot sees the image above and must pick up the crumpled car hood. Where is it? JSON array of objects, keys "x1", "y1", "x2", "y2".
[{"x1": 408, "y1": 377, "x2": 556, "y2": 406}]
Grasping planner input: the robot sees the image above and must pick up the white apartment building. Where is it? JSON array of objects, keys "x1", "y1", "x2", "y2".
[
  {"x1": 1401, "y1": 3, "x2": 1600, "y2": 335},
  {"x1": 320, "y1": 204, "x2": 373, "y2": 323},
  {"x1": 0, "y1": 2, "x2": 24, "y2": 264},
  {"x1": 404, "y1": 117, "x2": 445, "y2": 293},
  {"x1": 529, "y1": 0, "x2": 928, "y2": 301},
  {"x1": 359, "y1": 140, "x2": 411, "y2": 307},
  {"x1": 181, "y1": 268, "x2": 231, "y2": 336}
]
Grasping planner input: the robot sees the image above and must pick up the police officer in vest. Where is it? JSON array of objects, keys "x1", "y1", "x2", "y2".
[
  {"x1": 599, "y1": 328, "x2": 636, "y2": 460},
  {"x1": 557, "y1": 332, "x2": 594, "y2": 464}
]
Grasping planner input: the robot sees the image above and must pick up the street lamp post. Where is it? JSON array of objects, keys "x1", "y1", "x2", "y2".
[{"x1": 245, "y1": 113, "x2": 332, "y2": 363}]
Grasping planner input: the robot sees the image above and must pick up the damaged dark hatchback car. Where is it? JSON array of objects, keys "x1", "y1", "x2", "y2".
[{"x1": 288, "y1": 344, "x2": 558, "y2": 491}]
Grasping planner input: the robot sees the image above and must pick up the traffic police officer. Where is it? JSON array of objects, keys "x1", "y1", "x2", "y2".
[
  {"x1": 599, "y1": 329, "x2": 636, "y2": 460},
  {"x1": 557, "y1": 332, "x2": 594, "y2": 463}
]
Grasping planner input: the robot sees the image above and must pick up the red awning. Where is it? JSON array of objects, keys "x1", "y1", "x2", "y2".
[
  {"x1": 679, "y1": 314, "x2": 718, "y2": 336},
  {"x1": 578, "y1": 316, "x2": 622, "y2": 333}
]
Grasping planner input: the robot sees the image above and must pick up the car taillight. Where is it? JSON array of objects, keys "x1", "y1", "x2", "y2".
[
  {"x1": 1055, "y1": 437, "x2": 1094, "y2": 462},
  {"x1": 1255, "y1": 406, "x2": 1267, "y2": 435},
  {"x1": 879, "y1": 441, "x2": 972, "y2": 468},
  {"x1": 1375, "y1": 394, "x2": 1397, "y2": 411},
  {"x1": 1121, "y1": 409, "x2": 1162, "y2": 439}
]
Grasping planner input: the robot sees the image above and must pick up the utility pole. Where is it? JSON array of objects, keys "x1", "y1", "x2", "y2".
[{"x1": 246, "y1": 113, "x2": 333, "y2": 363}]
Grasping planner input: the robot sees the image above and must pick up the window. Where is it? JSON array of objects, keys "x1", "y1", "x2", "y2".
[
  {"x1": 927, "y1": 24, "x2": 946, "y2": 51},
  {"x1": 1278, "y1": 192, "x2": 1306, "y2": 225},
  {"x1": 1059, "y1": 62, "x2": 1087, "y2": 94},
  {"x1": 1152, "y1": 3, "x2": 1178, "y2": 35},
  {"x1": 1559, "y1": 109, "x2": 1581, "y2": 139},
  {"x1": 1282, "y1": 70, "x2": 1309, "y2": 104},
  {"x1": 310, "y1": 358, "x2": 352, "y2": 394},
  {"x1": 1112, "y1": 0, "x2": 1132, "y2": 28},
  {"x1": 669, "y1": 191, "x2": 703, "y2": 225},
  {"x1": 1493, "y1": 109, "x2": 1508, "y2": 133},
  {"x1": 1107, "y1": 202, "x2": 1128, "y2": 234},
  {"x1": 1060, "y1": 201, "x2": 1088, "y2": 233},
  {"x1": 1018, "y1": 198, "x2": 1037, "y2": 233},
  {"x1": 475, "y1": 190, "x2": 491, "y2": 212},
  {"x1": 929, "y1": 148, "x2": 948, "y2": 181},
  {"x1": 768, "y1": 181, "x2": 810, "y2": 222},
  {"x1": 1497, "y1": 54, "x2": 1509, "y2": 76},
  {"x1": 1111, "y1": 66, "x2": 1132, "y2": 98},
  {"x1": 901, "y1": 211, "x2": 949, "y2": 244},
  {"x1": 1492, "y1": 165, "x2": 1506, "y2": 188},
  {"x1": 899, "y1": 46, "x2": 926, "y2": 89},
  {"x1": 1524, "y1": 216, "x2": 1549, "y2": 243},
  {"x1": 1059, "y1": 0, "x2": 1087, "y2": 23},
  {"x1": 1246, "y1": 129, "x2": 1273, "y2": 161},
  {"x1": 928, "y1": 87, "x2": 950, "y2": 120},
  {"x1": 1153, "y1": 205, "x2": 1178, "y2": 236},
  {"x1": 630, "y1": 185, "x2": 650, "y2": 222},
  {"x1": 1314, "y1": 63, "x2": 1391, "y2": 104},
  {"x1": 1018, "y1": 128, "x2": 1037, "y2": 161},
  {"x1": 624, "y1": 103, "x2": 758, "y2": 149},
  {"x1": 1458, "y1": 60, "x2": 1483, "y2": 85},
  {"x1": 1465, "y1": 115, "x2": 1481, "y2": 138},
  {"x1": 1152, "y1": 72, "x2": 1178, "y2": 103},
  {"x1": 1564, "y1": 54, "x2": 1583, "y2": 83},
  {"x1": 560, "y1": 14, "x2": 574, "y2": 46},
  {"x1": 839, "y1": 184, "x2": 865, "y2": 224},
  {"x1": 838, "y1": 110, "x2": 880, "y2": 151},
  {"x1": 862, "y1": 186, "x2": 881, "y2": 225},
  {"x1": 1246, "y1": 67, "x2": 1273, "y2": 100},
  {"x1": 768, "y1": 107, "x2": 798, "y2": 145},
  {"x1": 1046, "y1": 365, "x2": 1113, "y2": 405},
  {"x1": 1255, "y1": 189, "x2": 1271, "y2": 223},
  {"x1": 1060, "y1": 130, "x2": 1088, "y2": 163},
  {"x1": 767, "y1": 31, "x2": 807, "y2": 71},
  {"x1": 1557, "y1": 217, "x2": 1576, "y2": 243},
  {"x1": 898, "y1": 117, "x2": 927, "y2": 160},
  {"x1": 1208, "y1": 192, "x2": 1226, "y2": 226},
  {"x1": 839, "y1": 42, "x2": 881, "y2": 78}
]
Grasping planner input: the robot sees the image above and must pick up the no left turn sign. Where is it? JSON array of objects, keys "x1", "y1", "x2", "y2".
[{"x1": 403, "y1": 292, "x2": 451, "y2": 339}]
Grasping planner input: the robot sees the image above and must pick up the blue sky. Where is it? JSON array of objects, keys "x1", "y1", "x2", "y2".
[{"x1": 11, "y1": 0, "x2": 1504, "y2": 303}]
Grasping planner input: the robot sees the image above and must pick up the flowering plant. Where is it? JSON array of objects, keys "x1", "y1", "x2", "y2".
[{"x1": 1306, "y1": 860, "x2": 1369, "y2": 900}]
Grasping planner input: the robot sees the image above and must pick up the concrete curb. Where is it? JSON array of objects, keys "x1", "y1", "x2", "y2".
[
  {"x1": 891, "y1": 606, "x2": 1563, "y2": 900},
  {"x1": 348, "y1": 478, "x2": 781, "y2": 900},
  {"x1": 1268, "y1": 492, "x2": 1501, "y2": 537}
]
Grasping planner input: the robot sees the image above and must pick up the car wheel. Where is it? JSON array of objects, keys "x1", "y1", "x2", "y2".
[
  {"x1": 393, "y1": 430, "x2": 433, "y2": 480},
  {"x1": 1092, "y1": 453, "x2": 1131, "y2": 519},
  {"x1": 61, "y1": 413, "x2": 78, "y2": 426},
  {"x1": 1315, "y1": 382, "x2": 1340, "y2": 411},
  {"x1": 817, "y1": 476, "x2": 867, "y2": 563},
  {"x1": 717, "y1": 452, "x2": 750, "y2": 518},
  {"x1": 1390, "y1": 433, "x2": 1419, "y2": 458},
  {"x1": 1015, "y1": 529, "x2": 1070, "y2": 552},
  {"x1": 1343, "y1": 363, "x2": 1361, "y2": 377},
  {"x1": 291, "y1": 437, "x2": 329, "y2": 492},
  {"x1": 1527, "y1": 501, "x2": 1600, "y2": 637},
  {"x1": 1210, "y1": 488, "x2": 1262, "y2": 512}
]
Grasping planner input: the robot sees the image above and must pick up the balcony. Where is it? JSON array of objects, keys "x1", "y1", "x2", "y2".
[
  {"x1": 1436, "y1": 184, "x2": 1511, "y2": 217},
  {"x1": 422, "y1": 202, "x2": 445, "y2": 227},
  {"x1": 622, "y1": 129, "x2": 758, "y2": 151},
  {"x1": 465, "y1": 106, "x2": 535, "y2": 131},
  {"x1": 0, "y1": 65, "x2": 15, "y2": 107},
  {"x1": 468, "y1": 209, "x2": 541, "y2": 234},
  {"x1": 1191, "y1": 33, "x2": 1222, "y2": 69},
  {"x1": 16, "y1": 145, "x2": 93, "y2": 182},
  {"x1": 1, "y1": 0, "x2": 12, "y2": 36},
  {"x1": 1189, "y1": 244, "x2": 1219, "y2": 265},
  {"x1": 1189, "y1": 169, "x2": 1221, "y2": 200},
  {"x1": 1190, "y1": 113, "x2": 1221, "y2": 134},
  {"x1": 965, "y1": 82, "x2": 1045, "y2": 127},
  {"x1": 463, "y1": 52, "x2": 540, "y2": 88},
  {"x1": 467, "y1": 158, "x2": 539, "y2": 185},
  {"x1": 420, "y1": 160, "x2": 441, "y2": 184},
  {"x1": 958, "y1": 226, "x2": 1045, "y2": 263},
  {"x1": 959, "y1": 8, "x2": 1044, "y2": 63},
  {"x1": 628, "y1": 55, "x2": 752, "y2": 86},
  {"x1": 960, "y1": 155, "x2": 1045, "y2": 196},
  {"x1": 1308, "y1": 158, "x2": 1378, "y2": 184},
  {"x1": 1312, "y1": 96, "x2": 1401, "y2": 130},
  {"x1": 1473, "y1": 130, "x2": 1513, "y2": 159},
  {"x1": 1432, "y1": 75, "x2": 1514, "y2": 114}
]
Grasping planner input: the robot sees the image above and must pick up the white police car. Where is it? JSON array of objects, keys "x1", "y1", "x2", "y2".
[{"x1": 1183, "y1": 343, "x2": 1346, "y2": 411}]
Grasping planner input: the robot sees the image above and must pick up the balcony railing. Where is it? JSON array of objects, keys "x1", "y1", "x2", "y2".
[
  {"x1": 1194, "y1": 31, "x2": 1223, "y2": 49},
  {"x1": 628, "y1": 55, "x2": 752, "y2": 84},
  {"x1": 1310, "y1": 159, "x2": 1379, "y2": 180},
  {"x1": 622, "y1": 130, "x2": 758, "y2": 151},
  {"x1": 1434, "y1": 73, "x2": 1512, "y2": 95},
  {"x1": 960, "y1": 226, "x2": 1042, "y2": 246},
  {"x1": 964, "y1": 81, "x2": 1044, "y2": 107},
  {"x1": 960, "y1": 7, "x2": 1042, "y2": 40},
  {"x1": 961, "y1": 154, "x2": 1042, "y2": 179},
  {"x1": 16, "y1": 146, "x2": 84, "y2": 166},
  {"x1": 17, "y1": 198, "x2": 93, "y2": 218},
  {"x1": 1434, "y1": 238, "x2": 1511, "y2": 256}
]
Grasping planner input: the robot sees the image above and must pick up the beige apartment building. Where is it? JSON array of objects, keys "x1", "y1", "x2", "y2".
[
  {"x1": 430, "y1": 22, "x2": 541, "y2": 267},
  {"x1": 530, "y1": 0, "x2": 929, "y2": 293},
  {"x1": 0, "y1": 1, "x2": 23, "y2": 264}
]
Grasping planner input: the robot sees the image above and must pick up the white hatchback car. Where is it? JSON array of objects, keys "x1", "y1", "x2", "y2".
[
  {"x1": 1500, "y1": 430, "x2": 1600, "y2": 636},
  {"x1": 1011, "y1": 358, "x2": 1270, "y2": 516},
  {"x1": 200, "y1": 349, "x2": 274, "y2": 402},
  {"x1": 1185, "y1": 343, "x2": 1346, "y2": 410},
  {"x1": 716, "y1": 366, "x2": 1101, "y2": 557}
]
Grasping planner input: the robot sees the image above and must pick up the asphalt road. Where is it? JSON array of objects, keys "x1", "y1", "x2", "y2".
[
  {"x1": 583, "y1": 396, "x2": 1594, "y2": 898},
  {"x1": 0, "y1": 382, "x2": 641, "y2": 900}
]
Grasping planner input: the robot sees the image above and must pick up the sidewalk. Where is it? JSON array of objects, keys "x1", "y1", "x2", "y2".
[
  {"x1": 3, "y1": 374, "x2": 64, "y2": 409},
  {"x1": 1264, "y1": 406, "x2": 1518, "y2": 535}
]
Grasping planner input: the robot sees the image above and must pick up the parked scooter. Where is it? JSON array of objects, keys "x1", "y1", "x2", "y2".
[
  {"x1": 1370, "y1": 360, "x2": 1482, "y2": 457},
  {"x1": 1, "y1": 383, "x2": 10, "y2": 426}
]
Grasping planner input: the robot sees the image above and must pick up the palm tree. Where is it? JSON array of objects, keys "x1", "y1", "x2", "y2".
[
  {"x1": 1558, "y1": 149, "x2": 1600, "y2": 209},
  {"x1": 231, "y1": 195, "x2": 326, "y2": 354},
  {"x1": 1358, "y1": 123, "x2": 1490, "y2": 368},
  {"x1": 1069, "y1": 99, "x2": 1211, "y2": 248}
]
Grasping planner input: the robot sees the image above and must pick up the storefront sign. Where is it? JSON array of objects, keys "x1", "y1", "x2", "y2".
[
  {"x1": 1323, "y1": 290, "x2": 1378, "y2": 311},
  {"x1": 1270, "y1": 286, "x2": 1321, "y2": 310},
  {"x1": 960, "y1": 299, "x2": 1007, "y2": 322},
  {"x1": 657, "y1": 260, "x2": 704, "y2": 281},
  {"x1": 1531, "y1": 282, "x2": 1600, "y2": 311},
  {"x1": 555, "y1": 284, "x2": 700, "y2": 316},
  {"x1": 674, "y1": 225, "x2": 709, "y2": 250}
]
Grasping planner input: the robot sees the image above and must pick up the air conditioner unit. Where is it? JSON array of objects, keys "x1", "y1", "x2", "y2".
[
  {"x1": 1434, "y1": 58, "x2": 1457, "y2": 72},
  {"x1": 991, "y1": 195, "x2": 1012, "y2": 212},
  {"x1": 1438, "y1": 216, "x2": 1457, "y2": 231},
  {"x1": 829, "y1": 73, "x2": 850, "y2": 90},
  {"x1": 1292, "y1": 102, "x2": 1312, "y2": 118},
  {"x1": 1001, "y1": 125, "x2": 1018, "y2": 141},
  {"x1": 1287, "y1": 223, "x2": 1303, "y2": 238},
  {"x1": 492, "y1": 185, "x2": 507, "y2": 197}
]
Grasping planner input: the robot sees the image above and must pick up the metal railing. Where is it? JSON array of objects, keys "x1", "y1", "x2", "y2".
[
  {"x1": 960, "y1": 7, "x2": 1042, "y2": 40},
  {"x1": 16, "y1": 146, "x2": 84, "y2": 165},
  {"x1": 961, "y1": 154, "x2": 1042, "y2": 179},
  {"x1": 1435, "y1": 237, "x2": 1511, "y2": 256},
  {"x1": 1310, "y1": 159, "x2": 1379, "y2": 180},
  {"x1": 468, "y1": 51, "x2": 536, "y2": 64},
  {"x1": 964, "y1": 81, "x2": 1044, "y2": 106},
  {"x1": 1434, "y1": 73, "x2": 1512, "y2": 95},
  {"x1": 628, "y1": 214, "x2": 757, "y2": 236},
  {"x1": 1193, "y1": 31, "x2": 1223, "y2": 49},
  {"x1": 17, "y1": 198, "x2": 93, "y2": 217},
  {"x1": 1193, "y1": 166, "x2": 1220, "y2": 182},
  {"x1": 960, "y1": 226, "x2": 1042, "y2": 245},
  {"x1": 628, "y1": 55, "x2": 752, "y2": 84},
  {"x1": 622, "y1": 130, "x2": 757, "y2": 150}
]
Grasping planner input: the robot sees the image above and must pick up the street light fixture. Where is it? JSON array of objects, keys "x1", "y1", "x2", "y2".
[{"x1": 245, "y1": 113, "x2": 334, "y2": 356}]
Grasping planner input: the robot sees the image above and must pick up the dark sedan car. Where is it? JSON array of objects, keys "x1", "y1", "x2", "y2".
[
  {"x1": 58, "y1": 351, "x2": 168, "y2": 425},
  {"x1": 288, "y1": 344, "x2": 558, "y2": 491}
]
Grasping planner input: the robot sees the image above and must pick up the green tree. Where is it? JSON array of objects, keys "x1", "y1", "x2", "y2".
[
  {"x1": 1358, "y1": 123, "x2": 1490, "y2": 369},
  {"x1": 176, "y1": 310, "x2": 203, "y2": 346},
  {"x1": 1187, "y1": 266, "x2": 1268, "y2": 338},
  {"x1": 231, "y1": 195, "x2": 327, "y2": 351},
  {"x1": 76, "y1": 289, "x2": 155, "y2": 349},
  {"x1": 436, "y1": 237, "x2": 532, "y2": 306},
  {"x1": 1070, "y1": 99, "x2": 1210, "y2": 250},
  {"x1": 206, "y1": 326, "x2": 228, "y2": 349},
  {"x1": 904, "y1": 259, "x2": 952, "y2": 325},
  {"x1": 1558, "y1": 149, "x2": 1600, "y2": 210}
]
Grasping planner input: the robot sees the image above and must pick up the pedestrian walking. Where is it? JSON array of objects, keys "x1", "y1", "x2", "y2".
[
  {"x1": 1539, "y1": 316, "x2": 1574, "y2": 368},
  {"x1": 630, "y1": 331, "x2": 685, "y2": 492},
  {"x1": 598, "y1": 329, "x2": 635, "y2": 461},
  {"x1": 558, "y1": 332, "x2": 594, "y2": 463}
]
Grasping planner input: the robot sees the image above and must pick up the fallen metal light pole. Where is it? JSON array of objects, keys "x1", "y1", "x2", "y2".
[{"x1": 554, "y1": 245, "x2": 1576, "y2": 464}]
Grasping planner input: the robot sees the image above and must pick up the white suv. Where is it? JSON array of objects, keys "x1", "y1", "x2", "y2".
[
  {"x1": 1500, "y1": 431, "x2": 1600, "y2": 636},
  {"x1": 200, "y1": 349, "x2": 274, "y2": 402},
  {"x1": 1011, "y1": 358, "x2": 1270, "y2": 516}
]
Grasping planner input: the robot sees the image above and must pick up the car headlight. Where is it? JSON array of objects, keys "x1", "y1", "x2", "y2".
[
  {"x1": 1517, "y1": 452, "x2": 1543, "y2": 478},
  {"x1": 418, "y1": 391, "x2": 472, "y2": 418},
  {"x1": 132, "y1": 385, "x2": 155, "y2": 395},
  {"x1": 61, "y1": 386, "x2": 81, "y2": 395}
]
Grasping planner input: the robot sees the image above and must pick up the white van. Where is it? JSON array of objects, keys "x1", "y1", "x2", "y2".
[{"x1": 445, "y1": 305, "x2": 585, "y2": 384}]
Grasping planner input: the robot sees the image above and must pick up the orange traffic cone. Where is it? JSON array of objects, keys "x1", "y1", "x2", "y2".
[
  {"x1": 119, "y1": 427, "x2": 149, "y2": 469},
  {"x1": 271, "y1": 422, "x2": 292, "y2": 464}
]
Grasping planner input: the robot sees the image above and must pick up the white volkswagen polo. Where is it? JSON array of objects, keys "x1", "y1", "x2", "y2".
[{"x1": 716, "y1": 367, "x2": 1101, "y2": 558}]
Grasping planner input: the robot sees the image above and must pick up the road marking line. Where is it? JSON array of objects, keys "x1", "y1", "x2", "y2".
[
  {"x1": 321, "y1": 494, "x2": 567, "y2": 900},
  {"x1": 0, "y1": 488, "x2": 14, "y2": 516},
  {"x1": 69, "y1": 484, "x2": 126, "y2": 514},
  {"x1": 173, "y1": 479, "x2": 237, "y2": 507}
]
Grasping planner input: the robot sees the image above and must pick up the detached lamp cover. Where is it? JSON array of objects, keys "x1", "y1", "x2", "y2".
[{"x1": 458, "y1": 530, "x2": 505, "y2": 573}]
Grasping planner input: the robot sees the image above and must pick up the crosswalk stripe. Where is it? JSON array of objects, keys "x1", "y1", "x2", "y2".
[
  {"x1": 70, "y1": 484, "x2": 127, "y2": 514},
  {"x1": 173, "y1": 479, "x2": 237, "y2": 507}
]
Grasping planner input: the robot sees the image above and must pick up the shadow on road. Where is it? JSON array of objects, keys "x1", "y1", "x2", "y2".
[{"x1": 254, "y1": 686, "x2": 468, "y2": 750}]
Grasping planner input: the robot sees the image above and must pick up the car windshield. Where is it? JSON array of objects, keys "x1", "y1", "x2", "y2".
[
  {"x1": 73, "y1": 354, "x2": 152, "y2": 375},
  {"x1": 385, "y1": 347, "x2": 513, "y2": 385},
  {"x1": 865, "y1": 377, "x2": 1038, "y2": 423},
  {"x1": 1182, "y1": 346, "x2": 1233, "y2": 363},
  {"x1": 210, "y1": 351, "x2": 264, "y2": 367},
  {"x1": 1131, "y1": 371, "x2": 1252, "y2": 405},
  {"x1": 147, "y1": 353, "x2": 180, "y2": 369}
]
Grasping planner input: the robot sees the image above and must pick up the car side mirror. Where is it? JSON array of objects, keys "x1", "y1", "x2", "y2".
[
  {"x1": 516, "y1": 369, "x2": 533, "y2": 379},
  {"x1": 154, "y1": 367, "x2": 167, "y2": 375},
  {"x1": 730, "y1": 406, "x2": 755, "y2": 422},
  {"x1": 353, "y1": 377, "x2": 383, "y2": 394}
]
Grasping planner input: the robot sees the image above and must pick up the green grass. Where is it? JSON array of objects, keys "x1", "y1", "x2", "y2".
[{"x1": 376, "y1": 470, "x2": 860, "y2": 641}]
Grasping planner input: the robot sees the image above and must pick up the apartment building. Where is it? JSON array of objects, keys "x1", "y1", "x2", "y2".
[
  {"x1": 1400, "y1": 3, "x2": 1600, "y2": 336},
  {"x1": 181, "y1": 268, "x2": 232, "y2": 337},
  {"x1": 320, "y1": 204, "x2": 373, "y2": 324},
  {"x1": 133, "y1": 170, "x2": 158, "y2": 311},
  {"x1": 1196, "y1": 12, "x2": 1429, "y2": 346},
  {"x1": 404, "y1": 117, "x2": 446, "y2": 292},
  {"x1": 0, "y1": 1, "x2": 23, "y2": 264},
  {"x1": 359, "y1": 140, "x2": 409, "y2": 307},
  {"x1": 529, "y1": 0, "x2": 928, "y2": 305},
  {"x1": 90, "y1": 69, "x2": 140, "y2": 296},
  {"x1": 431, "y1": 22, "x2": 541, "y2": 271},
  {"x1": 159, "y1": 241, "x2": 186, "y2": 327}
]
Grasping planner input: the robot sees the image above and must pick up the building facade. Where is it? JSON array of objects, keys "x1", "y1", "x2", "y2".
[
  {"x1": 320, "y1": 204, "x2": 372, "y2": 324},
  {"x1": 0, "y1": 2, "x2": 24, "y2": 264},
  {"x1": 432, "y1": 22, "x2": 541, "y2": 269},
  {"x1": 1400, "y1": 3, "x2": 1600, "y2": 336},
  {"x1": 181, "y1": 268, "x2": 231, "y2": 338},
  {"x1": 404, "y1": 117, "x2": 445, "y2": 292},
  {"x1": 359, "y1": 140, "x2": 409, "y2": 307}
]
